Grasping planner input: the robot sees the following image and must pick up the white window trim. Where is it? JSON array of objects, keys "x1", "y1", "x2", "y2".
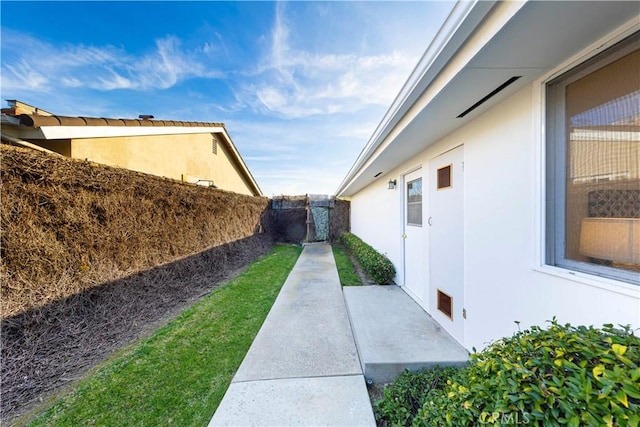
[{"x1": 532, "y1": 18, "x2": 640, "y2": 298}]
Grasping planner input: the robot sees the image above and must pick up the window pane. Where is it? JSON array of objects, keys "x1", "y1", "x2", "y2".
[
  {"x1": 407, "y1": 178, "x2": 422, "y2": 226},
  {"x1": 564, "y1": 47, "x2": 640, "y2": 275},
  {"x1": 407, "y1": 178, "x2": 422, "y2": 202}
]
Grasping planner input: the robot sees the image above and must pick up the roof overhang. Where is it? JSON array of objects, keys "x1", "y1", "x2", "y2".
[
  {"x1": 217, "y1": 127, "x2": 264, "y2": 197},
  {"x1": 336, "y1": 0, "x2": 639, "y2": 197}
]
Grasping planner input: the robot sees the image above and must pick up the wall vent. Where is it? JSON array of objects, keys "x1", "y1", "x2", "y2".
[
  {"x1": 437, "y1": 289, "x2": 453, "y2": 319},
  {"x1": 212, "y1": 136, "x2": 218, "y2": 155},
  {"x1": 456, "y1": 76, "x2": 521, "y2": 118}
]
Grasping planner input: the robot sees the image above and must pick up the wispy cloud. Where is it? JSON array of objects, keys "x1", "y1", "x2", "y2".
[
  {"x1": 236, "y1": 3, "x2": 416, "y2": 119},
  {"x1": 0, "y1": 0, "x2": 453, "y2": 196},
  {"x1": 1, "y1": 29, "x2": 222, "y2": 93}
]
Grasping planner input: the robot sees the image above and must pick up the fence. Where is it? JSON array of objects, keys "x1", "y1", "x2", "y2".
[{"x1": 270, "y1": 195, "x2": 350, "y2": 243}]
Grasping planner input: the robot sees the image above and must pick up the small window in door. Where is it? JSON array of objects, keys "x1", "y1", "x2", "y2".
[
  {"x1": 437, "y1": 164, "x2": 452, "y2": 190},
  {"x1": 407, "y1": 178, "x2": 422, "y2": 226}
]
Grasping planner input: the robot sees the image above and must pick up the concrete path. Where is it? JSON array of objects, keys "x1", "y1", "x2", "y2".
[
  {"x1": 344, "y1": 285, "x2": 469, "y2": 384},
  {"x1": 209, "y1": 243, "x2": 375, "y2": 426}
]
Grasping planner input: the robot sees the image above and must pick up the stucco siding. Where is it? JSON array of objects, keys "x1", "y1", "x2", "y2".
[
  {"x1": 349, "y1": 84, "x2": 640, "y2": 352},
  {"x1": 31, "y1": 139, "x2": 72, "y2": 157},
  {"x1": 70, "y1": 133, "x2": 255, "y2": 196},
  {"x1": 350, "y1": 178, "x2": 403, "y2": 282}
]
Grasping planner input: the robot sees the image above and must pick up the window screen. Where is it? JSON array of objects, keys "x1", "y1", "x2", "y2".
[
  {"x1": 407, "y1": 178, "x2": 422, "y2": 226},
  {"x1": 546, "y1": 32, "x2": 639, "y2": 285}
]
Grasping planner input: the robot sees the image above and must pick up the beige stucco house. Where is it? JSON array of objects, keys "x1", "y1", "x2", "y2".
[{"x1": 1, "y1": 100, "x2": 262, "y2": 196}]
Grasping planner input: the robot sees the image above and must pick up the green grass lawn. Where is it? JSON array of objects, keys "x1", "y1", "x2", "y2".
[
  {"x1": 332, "y1": 245, "x2": 362, "y2": 286},
  {"x1": 28, "y1": 244, "x2": 302, "y2": 427}
]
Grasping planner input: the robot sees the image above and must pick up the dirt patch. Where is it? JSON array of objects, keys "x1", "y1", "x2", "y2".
[
  {"x1": 3, "y1": 236, "x2": 272, "y2": 423},
  {"x1": 367, "y1": 382, "x2": 385, "y2": 421}
]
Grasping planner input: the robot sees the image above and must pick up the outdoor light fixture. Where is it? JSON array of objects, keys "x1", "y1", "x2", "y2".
[{"x1": 387, "y1": 179, "x2": 397, "y2": 190}]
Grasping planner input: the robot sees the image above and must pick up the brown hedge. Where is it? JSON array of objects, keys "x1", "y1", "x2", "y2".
[{"x1": 0, "y1": 144, "x2": 270, "y2": 318}]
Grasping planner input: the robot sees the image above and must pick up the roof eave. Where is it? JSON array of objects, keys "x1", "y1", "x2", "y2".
[
  {"x1": 337, "y1": 1, "x2": 637, "y2": 197},
  {"x1": 335, "y1": 0, "x2": 498, "y2": 196},
  {"x1": 218, "y1": 128, "x2": 264, "y2": 197}
]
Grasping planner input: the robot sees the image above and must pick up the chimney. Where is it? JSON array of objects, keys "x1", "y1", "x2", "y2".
[{"x1": 2, "y1": 100, "x2": 53, "y2": 116}]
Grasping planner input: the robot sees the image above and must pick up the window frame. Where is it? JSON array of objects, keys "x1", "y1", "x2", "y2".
[{"x1": 544, "y1": 31, "x2": 639, "y2": 286}]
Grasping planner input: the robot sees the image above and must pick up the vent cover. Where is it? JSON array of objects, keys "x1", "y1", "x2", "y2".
[
  {"x1": 437, "y1": 289, "x2": 453, "y2": 319},
  {"x1": 457, "y1": 76, "x2": 521, "y2": 118},
  {"x1": 437, "y1": 164, "x2": 452, "y2": 190}
]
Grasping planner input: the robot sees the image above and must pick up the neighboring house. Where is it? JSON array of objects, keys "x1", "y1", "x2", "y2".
[
  {"x1": 336, "y1": 1, "x2": 639, "y2": 352},
  {"x1": 1, "y1": 100, "x2": 262, "y2": 197}
]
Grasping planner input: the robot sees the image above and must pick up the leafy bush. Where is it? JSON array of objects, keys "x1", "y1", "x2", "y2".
[
  {"x1": 377, "y1": 319, "x2": 640, "y2": 426},
  {"x1": 374, "y1": 366, "x2": 461, "y2": 426},
  {"x1": 339, "y1": 232, "x2": 395, "y2": 284}
]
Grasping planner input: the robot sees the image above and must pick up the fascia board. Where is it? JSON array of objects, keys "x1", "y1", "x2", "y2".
[
  {"x1": 218, "y1": 128, "x2": 264, "y2": 197},
  {"x1": 364, "y1": 0, "x2": 494, "y2": 159},
  {"x1": 39, "y1": 125, "x2": 226, "y2": 139}
]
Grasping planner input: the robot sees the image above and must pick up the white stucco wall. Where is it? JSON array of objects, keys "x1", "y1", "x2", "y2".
[
  {"x1": 349, "y1": 84, "x2": 640, "y2": 352},
  {"x1": 350, "y1": 178, "x2": 403, "y2": 278}
]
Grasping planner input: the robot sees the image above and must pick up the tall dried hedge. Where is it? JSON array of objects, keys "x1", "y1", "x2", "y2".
[
  {"x1": 0, "y1": 144, "x2": 271, "y2": 318},
  {"x1": 1, "y1": 144, "x2": 275, "y2": 420}
]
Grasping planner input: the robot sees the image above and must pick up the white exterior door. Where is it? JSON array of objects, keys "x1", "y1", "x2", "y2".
[
  {"x1": 402, "y1": 168, "x2": 427, "y2": 306},
  {"x1": 429, "y1": 145, "x2": 464, "y2": 343}
]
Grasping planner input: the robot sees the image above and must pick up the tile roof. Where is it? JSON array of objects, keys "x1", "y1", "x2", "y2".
[{"x1": 17, "y1": 114, "x2": 225, "y2": 129}]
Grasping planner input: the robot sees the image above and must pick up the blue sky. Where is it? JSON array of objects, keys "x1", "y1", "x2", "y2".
[{"x1": 1, "y1": 1, "x2": 454, "y2": 196}]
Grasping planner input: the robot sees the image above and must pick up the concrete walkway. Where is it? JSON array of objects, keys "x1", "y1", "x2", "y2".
[
  {"x1": 209, "y1": 243, "x2": 375, "y2": 426},
  {"x1": 344, "y1": 285, "x2": 469, "y2": 384}
]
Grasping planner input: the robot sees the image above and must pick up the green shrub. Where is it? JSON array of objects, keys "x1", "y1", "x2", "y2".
[
  {"x1": 377, "y1": 319, "x2": 640, "y2": 426},
  {"x1": 374, "y1": 366, "x2": 461, "y2": 426},
  {"x1": 339, "y1": 232, "x2": 395, "y2": 284}
]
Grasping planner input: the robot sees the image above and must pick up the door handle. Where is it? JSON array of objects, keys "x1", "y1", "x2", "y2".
[
  {"x1": 402, "y1": 234, "x2": 407, "y2": 239},
  {"x1": 428, "y1": 217, "x2": 432, "y2": 226}
]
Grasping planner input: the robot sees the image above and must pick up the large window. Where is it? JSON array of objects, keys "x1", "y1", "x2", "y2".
[{"x1": 546, "y1": 32, "x2": 639, "y2": 285}]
